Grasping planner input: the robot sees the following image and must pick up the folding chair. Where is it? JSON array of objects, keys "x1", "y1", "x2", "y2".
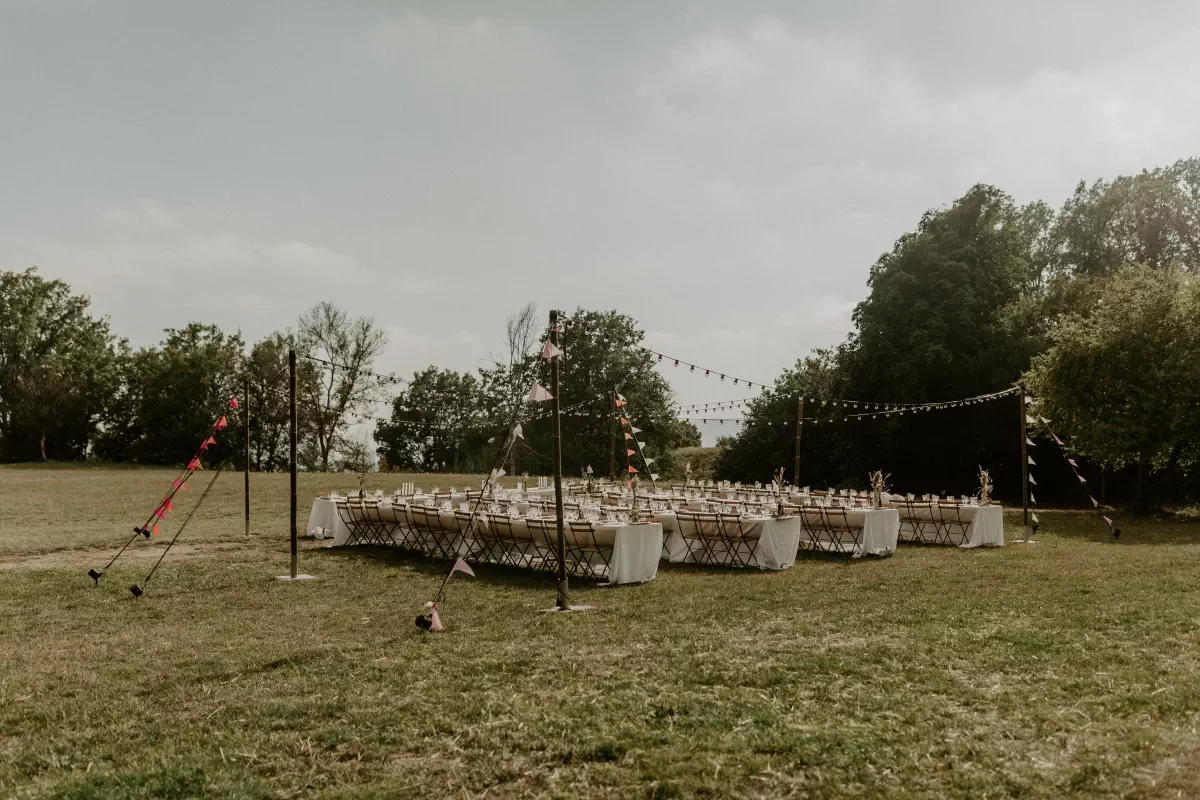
[
  {"x1": 935, "y1": 503, "x2": 971, "y2": 545},
  {"x1": 896, "y1": 499, "x2": 940, "y2": 544},
  {"x1": 524, "y1": 517, "x2": 560, "y2": 573},
  {"x1": 799, "y1": 506, "x2": 862, "y2": 555},
  {"x1": 715, "y1": 513, "x2": 759, "y2": 568},
  {"x1": 564, "y1": 520, "x2": 614, "y2": 580}
]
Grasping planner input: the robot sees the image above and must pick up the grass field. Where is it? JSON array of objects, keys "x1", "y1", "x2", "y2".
[{"x1": 2, "y1": 465, "x2": 1200, "y2": 798}]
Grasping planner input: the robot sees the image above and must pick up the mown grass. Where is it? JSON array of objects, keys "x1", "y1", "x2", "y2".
[{"x1": 2, "y1": 466, "x2": 1200, "y2": 798}]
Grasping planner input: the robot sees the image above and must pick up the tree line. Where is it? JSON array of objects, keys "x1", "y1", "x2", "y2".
[{"x1": 714, "y1": 158, "x2": 1200, "y2": 510}]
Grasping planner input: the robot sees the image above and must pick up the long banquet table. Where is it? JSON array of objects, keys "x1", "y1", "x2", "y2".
[
  {"x1": 307, "y1": 498, "x2": 662, "y2": 585},
  {"x1": 655, "y1": 512, "x2": 801, "y2": 570}
]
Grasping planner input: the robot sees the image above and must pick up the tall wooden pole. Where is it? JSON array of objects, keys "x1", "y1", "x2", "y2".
[
  {"x1": 244, "y1": 376, "x2": 251, "y2": 537},
  {"x1": 550, "y1": 310, "x2": 568, "y2": 610},
  {"x1": 608, "y1": 388, "x2": 616, "y2": 481},
  {"x1": 1019, "y1": 385, "x2": 1029, "y2": 527},
  {"x1": 289, "y1": 348, "x2": 298, "y2": 579},
  {"x1": 794, "y1": 395, "x2": 804, "y2": 486}
]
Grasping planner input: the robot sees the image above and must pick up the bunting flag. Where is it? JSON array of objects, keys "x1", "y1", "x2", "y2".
[
  {"x1": 1026, "y1": 437, "x2": 1036, "y2": 446},
  {"x1": 206, "y1": 436, "x2": 217, "y2": 447},
  {"x1": 229, "y1": 397, "x2": 238, "y2": 409},
  {"x1": 187, "y1": 457, "x2": 202, "y2": 471},
  {"x1": 1027, "y1": 456, "x2": 1036, "y2": 465},
  {"x1": 1028, "y1": 474, "x2": 1037, "y2": 485},
  {"x1": 164, "y1": 498, "x2": 174, "y2": 512},
  {"x1": 650, "y1": 473, "x2": 660, "y2": 481},
  {"x1": 630, "y1": 426, "x2": 642, "y2": 434},
  {"x1": 1026, "y1": 414, "x2": 1037, "y2": 424},
  {"x1": 615, "y1": 395, "x2": 627, "y2": 408},
  {"x1": 450, "y1": 558, "x2": 475, "y2": 578},
  {"x1": 627, "y1": 449, "x2": 636, "y2": 456},
  {"x1": 643, "y1": 457, "x2": 655, "y2": 465},
  {"x1": 1030, "y1": 491, "x2": 1036, "y2": 504},
  {"x1": 620, "y1": 417, "x2": 629, "y2": 425},
  {"x1": 1053, "y1": 433, "x2": 1065, "y2": 446},
  {"x1": 215, "y1": 416, "x2": 228, "y2": 431},
  {"x1": 527, "y1": 384, "x2": 554, "y2": 402},
  {"x1": 1031, "y1": 512, "x2": 1039, "y2": 526},
  {"x1": 624, "y1": 432, "x2": 633, "y2": 440},
  {"x1": 540, "y1": 340, "x2": 562, "y2": 360},
  {"x1": 586, "y1": 464, "x2": 593, "y2": 475},
  {"x1": 512, "y1": 423, "x2": 523, "y2": 440},
  {"x1": 154, "y1": 507, "x2": 165, "y2": 520},
  {"x1": 627, "y1": 465, "x2": 638, "y2": 474},
  {"x1": 152, "y1": 524, "x2": 161, "y2": 537}
]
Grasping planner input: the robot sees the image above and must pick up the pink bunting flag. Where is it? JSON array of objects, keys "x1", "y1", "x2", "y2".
[
  {"x1": 1052, "y1": 433, "x2": 1064, "y2": 445},
  {"x1": 450, "y1": 558, "x2": 475, "y2": 578},
  {"x1": 628, "y1": 465, "x2": 638, "y2": 474},
  {"x1": 527, "y1": 384, "x2": 554, "y2": 402},
  {"x1": 206, "y1": 436, "x2": 217, "y2": 447},
  {"x1": 1091, "y1": 496, "x2": 1099, "y2": 507},
  {"x1": 615, "y1": 396, "x2": 627, "y2": 408},
  {"x1": 152, "y1": 524, "x2": 161, "y2": 536},
  {"x1": 1067, "y1": 458, "x2": 1078, "y2": 467},
  {"x1": 586, "y1": 465, "x2": 593, "y2": 475},
  {"x1": 187, "y1": 457, "x2": 202, "y2": 471},
  {"x1": 154, "y1": 507, "x2": 165, "y2": 520},
  {"x1": 215, "y1": 416, "x2": 228, "y2": 431},
  {"x1": 165, "y1": 498, "x2": 174, "y2": 512},
  {"x1": 229, "y1": 397, "x2": 239, "y2": 409},
  {"x1": 200, "y1": 440, "x2": 209, "y2": 452},
  {"x1": 539, "y1": 340, "x2": 562, "y2": 360},
  {"x1": 172, "y1": 477, "x2": 183, "y2": 489},
  {"x1": 1103, "y1": 515, "x2": 1113, "y2": 526},
  {"x1": 1078, "y1": 475, "x2": 1087, "y2": 483},
  {"x1": 627, "y1": 449, "x2": 636, "y2": 456}
]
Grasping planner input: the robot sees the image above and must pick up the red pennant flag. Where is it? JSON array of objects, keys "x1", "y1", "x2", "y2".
[
  {"x1": 199, "y1": 441, "x2": 209, "y2": 452},
  {"x1": 615, "y1": 398, "x2": 626, "y2": 408},
  {"x1": 154, "y1": 507, "x2": 165, "y2": 520},
  {"x1": 215, "y1": 416, "x2": 228, "y2": 431},
  {"x1": 187, "y1": 457, "x2": 202, "y2": 471},
  {"x1": 206, "y1": 436, "x2": 217, "y2": 446},
  {"x1": 620, "y1": 417, "x2": 629, "y2": 425},
  {"x1": 627, "y1": 465, "x2": 638, "y2": 474},
  {"x1": 229, "y1": 397, "x2": 239, "y2": 409},
  {"x1": 165, "y1": 498, "x2": 174, "y2": 512},
  {"x1": 152, "y1": 524, "x2": 161, "y2": 536},
  {"x1": 627, "y1": 449, "x2": 636, "y2": 456}
]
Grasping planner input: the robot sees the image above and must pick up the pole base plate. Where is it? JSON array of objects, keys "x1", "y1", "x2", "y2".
[
  {"x1": 276, "y1": 574, "x2": 318, "y2": 581},
  {"x1": 539, "y1": 604, "x2": 595, "y2": 613}
]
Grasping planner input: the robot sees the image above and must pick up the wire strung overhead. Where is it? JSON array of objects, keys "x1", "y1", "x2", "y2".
[{"x1": 634, "y1": 345, "x2": 772, "y2": 390}]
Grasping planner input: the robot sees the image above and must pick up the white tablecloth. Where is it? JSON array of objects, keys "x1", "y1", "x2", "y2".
[
  {"x1": 793, "y1": 506, "x2": 899, "y2": 558},
  {"x1": 606, "y1": 522, "x2": 664, "y2": 584},
  {"x1": 963, "y1": 504, "x2": 1004, "y2": 547},
  {"x1": 308, "y1": 498, "x2": 351, "y2": 545},
  {"x1": 656, "y1": 512, "x2": 801, "y2": 570}
]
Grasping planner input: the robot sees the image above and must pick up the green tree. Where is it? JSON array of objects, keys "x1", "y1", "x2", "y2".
[
  {"x1": 374, "y1": 367, "x2": 490, "y2": 472},
  {"x1": 1025, "y1": 267, "x2": 1200, "y2": 511},
  {"x1": 297, "y1": 302, "x2": 387, "y2": 472},
  {"x1": 99, "y1": 323, "x2": 244, "y2": 465},
  {"x1": 240, "y1": 331, "x2": 319, "y2": 471},
  {"x1": 0, "y1": 268, "x2": 124, "y2": 461}
]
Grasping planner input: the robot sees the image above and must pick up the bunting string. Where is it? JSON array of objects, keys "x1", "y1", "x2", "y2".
[{"x1": 1026, "y1": 399, "x2": 1120, "y2": 537}]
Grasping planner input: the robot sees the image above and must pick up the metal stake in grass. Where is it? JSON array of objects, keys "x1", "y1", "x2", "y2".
[{"x1": 129, "y1": 469, "x2": 224, "y2": 599}]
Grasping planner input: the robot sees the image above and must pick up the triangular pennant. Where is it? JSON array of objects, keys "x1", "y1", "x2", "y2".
[
  {"x1": 527, "y1": 384, "x2": 554, "y2": 402},
  {"x1": 1053, "y1": 433, "x2": 1065, "y2": 446},
  {"x1": 512, "y1": 424, "x2": 523, "y2": 440},
  {"x1": 614, "y1": 398, "x2": 627, "y2": 408},
  {"x1": 229, "y1": 397, "x2": 239, "y2": 409},
  {"x1": 199, "y1": 441, "x2": 210, "y2": 452},
  {"x1": 154, "y1": 507, "x2": 165, "y2": 520},
  {"x1": 643, "y1": 457, "x2": 655, "y2": 465},
  {"x1": 1027, "y1": 456, "x2": 1036, "y2": 465},
  {"x1": 450, "y1": 558, "x2": 475, "y2": 578},
  {"x1": 586, "y1": 464, "x2": 593, "y2": 475},
  {"x1": 187, "y1": 457, "x2": 202, "y2": 471},
  {"x1": 206, "y1": 436, "x2": 217, "y2": 447},
  {"x1": 620, "y1": 417, "x2": 629, "y2": 425},
  {"x1": 539, "y1": 340, "x2": 562, "y2": 360},
  {"x1": 1103, "y1": 515, "x2": 1113, "y2": 526},
  {"x1": 627, "y1": 465, "x2": 638, "y2": 474},
  {"x1": 624, "y1": 433, "x2": 633, "y2": 440},
  {"x1": 215, "y1": 416, "x2": 228, "y2": 431},
  {"x1": 1078, "y1": 475, "x2": 1087, "y2": 484},
  {"x1": 1026, "y1": 437, "x2": 1036, "y2": 447},
  {"x1": 1039, "y1": 416, "x2": 1049, "y2": 424},
  {"x1": 650, "y1": 473, "x2": 660, "y2": 481},
  {"x1": 1030, "y1": 491, "x2": 1036, "y2": 503},
  {"x1": 152, "y1": 524, "x2": 161, "y2": 536},
  {"x1": 165, "y1": 498, "x2": 174, "y2": 512},
  {"x1": 1067, "y1": 458, "x2": 1078, "y2": 467},
  {"x1": 627, "y1": 449, "x2": 636, "y2": 456},
  {"x1": 1091, "y1": 496, "x2": 1099, "y2": 507},
  {"x1": 631, "y1": 426, "x2": 642, "y2": 434},
  {"x1": 1028, "y1": 475, "x2": 1037, "y2": 485},
  {"x1": 1026, "y1": 415, "x2": 1037, "y2": 424},
  {"x1": 1031, "y1": 512, "x2": 1039, "y2": 525}
]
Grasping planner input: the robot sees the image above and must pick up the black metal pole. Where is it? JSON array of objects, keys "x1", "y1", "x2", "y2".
[
  {"x1": 244, "y1": 376, "x2": 251, "y2": 537},
  {"x1": 550, "y1": 310, "x2": 568, "y2": 610},
  {"x1": 1019, "y1": 385, "x2": 1029, "y2": 528},
  {"x1": 289, "y1": 348, "x2": 298, "y2": 579}
]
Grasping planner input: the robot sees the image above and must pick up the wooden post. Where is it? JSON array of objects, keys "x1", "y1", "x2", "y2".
[
  {"x1": 608, "y1": 388, "x2": 616, "y2": 481},
  {"x1": 794, "y1": 395, "x2": 804, "y2": 486},
  {"x1": 244, "y1": 376, "x2": 251, "y2": 536},
  {"x1": 289, "y1": 348, "x2": 298, "y2": 579},
  {"x1": 550, "y1": 310, "x2": 568, "y2": 610},
  {"x1": 1019, "y1": 385, "x2": 1029, "y2": 528}
]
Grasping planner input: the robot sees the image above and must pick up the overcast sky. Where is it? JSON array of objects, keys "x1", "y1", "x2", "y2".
[{"x1": 4, "y1": 1, "x2": 1199, "y2": 443}]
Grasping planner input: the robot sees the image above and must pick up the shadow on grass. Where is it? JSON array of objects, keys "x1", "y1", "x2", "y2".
[{"x1": 1037, "y1": 509, "x2": 1200, "y2": 545}]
